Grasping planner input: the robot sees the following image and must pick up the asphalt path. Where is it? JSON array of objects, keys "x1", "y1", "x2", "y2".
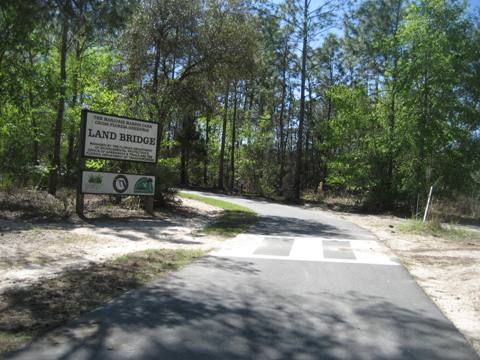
[{"x1": 5, "y1": 191, "x2": 479, "y2": 360}]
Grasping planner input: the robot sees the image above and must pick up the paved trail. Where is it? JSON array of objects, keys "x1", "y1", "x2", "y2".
[{"x1": 5, "y1": 191, "x2": 478, "y2": 360}]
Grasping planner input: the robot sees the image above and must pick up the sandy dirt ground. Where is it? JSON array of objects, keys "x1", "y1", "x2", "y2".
[
  {"x1": 0, "y1": 198, "x2": 222, "y2": 294},
  {"x1": 307, "y1": 207, "x2": 480, "y2": 354}
]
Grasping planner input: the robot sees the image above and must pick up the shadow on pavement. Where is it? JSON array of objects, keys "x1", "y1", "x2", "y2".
[
  {"x1": 248, "y1": 215, "x2": 360, "y2": 239},
  {"x1": 5, "y1": 256, "x2": 478, "y2": 360}
]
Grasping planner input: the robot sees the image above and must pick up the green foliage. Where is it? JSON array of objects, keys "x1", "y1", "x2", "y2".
[
  {"x1": 0, "y1": 0, "x2": 479, "y2": 214},
  {"x1": 395, "y1": 0, "x2": 478, "y2": 199},
  {"x1": 157, "y1": 157, "x2": 181, "y2": 187},
  {"x1": 324, "y1": 85, "x2": 377, "y2": 192},
  {"x1": 237, "y1": 112, "x2": 278, "y2": 195}
]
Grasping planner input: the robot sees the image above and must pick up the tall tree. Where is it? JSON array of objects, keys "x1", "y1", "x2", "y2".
[
  {"x1": 48, "y1": 0, "x2": 71, "y2": 195},
  {"x1": 218, "y1": 82, "x2": 230, "y2": 189},
  {"x1": 343, "y1": 0, "x2": 405, "y2": 207},
  {"x1": 398, "y1": 0, "x2": 478, "y2": 201},
  {"x1": 289, "y1": 0, "x2": 337, "y2": 201},
  {"x1": 230, "y1": 80, "x2": 239, "y2": 191}
]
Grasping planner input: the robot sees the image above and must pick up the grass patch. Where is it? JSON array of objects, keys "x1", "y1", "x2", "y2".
[
  {"x1": 179, "y1": 192, "x2": 257, "y2": 238},
  {"x1": 178, "y1": 192, "x2": 255, "y2": 213},
  {"x1": 203, "y1": 210, "x2": 257, "y2": 237},
  {"x1": 398, "y1": 220, "x2": 480, "y2": 240},
  {"x1": 0, "y1": 248, "x2": 203, "y2": 356}
]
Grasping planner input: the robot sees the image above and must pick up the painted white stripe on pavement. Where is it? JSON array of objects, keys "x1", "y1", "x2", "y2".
[
  {"x1": 211, "y1": 234, "x2": 400, "y2": 266},
  {"x1": 212, "y1": 234, "x2": 264, "y2": 258},
  {"x1": 289, "y1": 237, "x2": 324, "y2": 261}
]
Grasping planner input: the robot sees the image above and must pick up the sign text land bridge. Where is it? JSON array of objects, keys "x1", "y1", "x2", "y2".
[{"x1": 76, "y1": 110, "x2": 159, "y2": 216}]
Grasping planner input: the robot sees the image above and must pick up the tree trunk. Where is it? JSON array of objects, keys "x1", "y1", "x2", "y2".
[
  {"x1": 293, "y1": 0, "x2": 309, "y2": 201},
  {"x1": 66, "y1": 44, "x2": 81, "y2": 177},
  {"x1": 286, "y1": 90, "x2": 294, "y2": 154},
  {"x1": 278, "y1": 39, "x2": 288, "y2": 192},
  {"x1": 180, "y1": 112, "x2": 193, "y2": 186},
  {"x1": 230, "y1": 80, "x2": 238, "y2": 192},
  {"x1": 386, "y1": 0, "x2": 402, "y2": 201},
  {"x1": 326, "y1": 47, "x2": 334, "y2": 124},
  {"x1": 151, "y1": 42, "x2": 161, "y2": 121},
  {"x1": 28, "y1": 51, "x2": 39, "y2": 166},
  {"x1": 218, "y1": 82, "x2": 230, "y2": 189},
  {"x1": 416, "y1": 47, "x2": 430, "y2": 205},
  {"x1": 203, "y1": 112, "x2": 211, "y2": 186},
  {"x1": 48, "y1": 3, "x2": 69, "y2": 195},
  {"x1": 386, "y1": 80, "x2": 396, "y2": 197},
  {"x1": 322, "y1": 53, "x2": 334, "y2": 186},
  {"x1": 305, "y1": 77, "x2": 313, "y2": 189},
  {"x1": 180, "y1": 142, "x2": 188, "y2": 185}
]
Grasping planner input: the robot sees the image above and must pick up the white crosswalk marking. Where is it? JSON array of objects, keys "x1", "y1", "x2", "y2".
[
  {"x1": 289, "y1": 237, "x2": 324, "y2": 261},
  {"x1": 211, "y1": 234, "x2": 400, "y2": 266}
]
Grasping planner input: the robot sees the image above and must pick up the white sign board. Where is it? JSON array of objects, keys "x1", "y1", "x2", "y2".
[
  {"x1": 82, "y1": 111, "x2": 158, "y2": 163},
  {"x1": 81, "y1": 171, "x2": 155, "y2": 196}
]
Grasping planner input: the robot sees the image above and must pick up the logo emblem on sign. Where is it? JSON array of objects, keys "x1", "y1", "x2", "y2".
[
  {"x1": 113, "y1": 175, "x2": 129, "y2": 193},
  {"x1": 134, "y1": 177, "x2": 154, "y2": 194}
]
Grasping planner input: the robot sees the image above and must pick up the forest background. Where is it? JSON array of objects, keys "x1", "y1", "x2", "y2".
[{"x1": 1, "y1": 0, "x2": 480, "y2": 217}]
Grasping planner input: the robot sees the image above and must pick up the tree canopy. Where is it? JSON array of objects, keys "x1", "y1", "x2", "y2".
[{"x1": 1, "y1": 0, "x2": 479, "y2": 212}]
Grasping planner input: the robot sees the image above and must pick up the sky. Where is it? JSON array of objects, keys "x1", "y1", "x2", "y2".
[
  {"x1": 468, "y1": 0, "x2": 480, "y2": 9},
  {"x1": 270, "y1": 0, "x2": 479, "y2": 47},
  {"x1": 271, "y1": 0, "x2": 480, "y2": 13}
]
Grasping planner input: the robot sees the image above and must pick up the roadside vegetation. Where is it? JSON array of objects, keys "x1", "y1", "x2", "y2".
[
  {"x1": 2, "y1": 0, "x2": 479, "y2": 215},
  {"x1": 397, "y1": 220, "x2": 480, "y2": 241},
  {"x1": 178, "y1": 192, "x2": 257, "y2": 238},
  {"x1": 0, "y1": 248, "x2": 204, "y2": 356}
]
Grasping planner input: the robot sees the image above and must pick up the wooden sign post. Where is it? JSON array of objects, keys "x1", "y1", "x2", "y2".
[{"x1": 76, "y1": 109, "x2": 159, "y2": 217}]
